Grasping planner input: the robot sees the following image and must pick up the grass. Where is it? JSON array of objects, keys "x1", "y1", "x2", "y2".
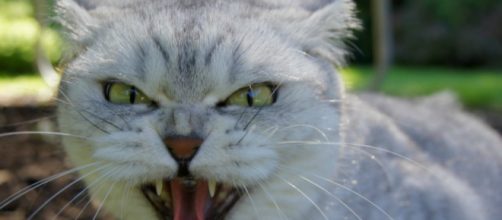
[
  {"x1": 341, "y1": 66, "x2": 502, "y2": 111},
  {"x1": 0, "y1": 73, "x2": 54, "y2": 106},
  {"x1": 0, "y1": 66, "x2": 501, "y2": 110}
]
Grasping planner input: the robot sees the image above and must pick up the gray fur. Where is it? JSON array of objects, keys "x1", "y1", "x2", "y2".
[{"x1": 55, "y1": 0, "x2": 502, "y2": 220}]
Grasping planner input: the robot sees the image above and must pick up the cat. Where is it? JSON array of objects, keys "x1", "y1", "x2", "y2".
[{"x1": 30, "y1": 0, "x2": 502, "y2": 219}]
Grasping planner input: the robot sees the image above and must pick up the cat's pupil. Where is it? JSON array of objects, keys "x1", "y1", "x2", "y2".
[
  {"x1": 129, "y1": 87, "x2": 137, "y2": 104},
  {"x1": 246, "y1": 88, "x2": 254, "y2": 106}
]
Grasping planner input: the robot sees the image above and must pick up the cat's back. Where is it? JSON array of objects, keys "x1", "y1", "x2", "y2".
[{"x1": 339, "y1": 93, "x2": 502, "y2": 220}]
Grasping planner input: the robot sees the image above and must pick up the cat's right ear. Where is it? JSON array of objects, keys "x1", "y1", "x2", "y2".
[{"x1": 55, "y1": 0, "x2": 97, "y2": 46}]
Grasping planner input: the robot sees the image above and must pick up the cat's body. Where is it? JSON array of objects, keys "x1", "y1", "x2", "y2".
[
  {"x1": 335, "y1": 94, "x2": 502, "y2": 219},
  {"x1": 53, "y1": 0, "x2": 502, "y2": 219}
]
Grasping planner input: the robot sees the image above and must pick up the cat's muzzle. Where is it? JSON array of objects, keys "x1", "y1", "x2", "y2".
[{"x1": 141, "y1": 177, "x2": 241, "y2": 220}]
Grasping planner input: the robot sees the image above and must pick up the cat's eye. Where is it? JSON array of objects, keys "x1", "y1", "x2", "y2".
[
  {"x1": 224, "y1": 84, "x2": 276, "y2": 107},
  {"x1": 103, "y1": 82, "x2": 153, "y2": 105}
]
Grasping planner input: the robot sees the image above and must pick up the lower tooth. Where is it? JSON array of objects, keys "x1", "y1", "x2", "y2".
[
  {"x1": 155, "y1": 180, "x2": 163, "y2": 196},
  {"x1": 209, "y1": 180, "x2": 217, "y2": 198}
]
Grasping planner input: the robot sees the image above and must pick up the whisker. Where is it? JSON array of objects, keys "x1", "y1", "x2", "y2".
[
  {"x1": 0, "y1": 162, "x2": 102, "y2": 210},
  {"x1": 100, "y1": 101, "x2": 132, "y2": 130},
  {"x1": 120, "y1": 180, "x2": 133, "y2": 220},
  {"x1": 236, "y1": 124, "x2": 256, "y2": 145},
  {"x1": 277, "y1": 141, "x2": 428, "y2": 171},
  {"x1": 313, "y1": 174, "x2": 395, "y2": 220},
  {"x1": 0, "y1": 131, "x2": 90, "y2": 140},
  {"x1": 92, "y1": 181, "x2": 117, "y2": 220},
  {"x1": 272, "y1": 124, "x2": 330, "y2": 141},
  {"x1": 51, "y1": 166, "x2": 118, "y2": 220},
  {"x1": 242, "y1": 183, "x2": 259, "y2": 220},
  {"x1": 263, "y1": 125, "x2": 279, "y2": 137},
  {"x1": 233, "y1": 106, "x2": 248, "y2": 130},
  {"x1": 278, "y1": 165, "x2": 394, "y2": 220},
  {"x1": 0, "y1": 115, "x2": 56, "y2": 128},
  {"x1": 26, "y1": 164, "x2": 114, "y2": 220},
  {"x1": 74, "y1": 189, "x2": 96, "y2": 220},
  {"x1": 78, "y1": 100, "x2": 129, "y2": 131},
  {"x1": 257, "y1": 182, "x2": 288, "y2": 220},
  {"x1": 348, "y1": 147, "x2": 393, "y2": 185},
  {"x1": 298, "y1": 175, "x2": 362, "y2": 220},
  {"x1": 276, "y1": 175, "x2": 329, "y2": 220},
  {"x1": 236, "y1": 83, "x2": 282, "y2": 145},
  {"x1": 320, "y1": 99, "x2": 344, "y2": 104},
  {"x1": 242, "y1": 107, "x2": 264, "y2": 131},
  {"x1": 57, "y1": 90, "x2": 122, "y2": 132},
  {"x1": 76, "y1": 111, "x2": 111, "y2": 134}
]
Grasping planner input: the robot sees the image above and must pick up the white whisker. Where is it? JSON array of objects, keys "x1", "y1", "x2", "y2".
[
  {"x1": 273, "y1": 124, "x2": 330, "y2": 141},
  {"x1": 257, "y1": 182, "x2": 288, "y2": 220},
  {"x1": 277, "y1": 141, "x2": 428, "y2": 171},
  {"x1": 27, "y1": 164, "x2": 113, "y2": 220},
  {"x1": 120, "y1": 180, "x2": 133, "y2": 220},
  {"x1": 276, "y1": 175, "x2": 329, "y2": 220},
  {"x1": 0, "y1": 162, "x2": 102, "y2": 210},
  {"x1": 74, "y1": 193, "x2": 94, "y2": 220},
  {"x1": 278, "y1": 165, "x2": 394, "y2": 220},
  {"x1": 0, "y1": 115, "x2": 56, "y2": 128},
  {"x1": 51, "y1": 166, "x2": 119, "y2": 220},
  {"x1": 93, "y1": 181, "x2": 117, "y2": 220},
  {"x1": 298, "y1": 175, "x2": 362, "y2": 220},
  {"x1": 0, "y1": 131, "x2": 90, "y2": 140},
  {"x1": 313, "y1": 174, "x2": 395, "y2": 220}
]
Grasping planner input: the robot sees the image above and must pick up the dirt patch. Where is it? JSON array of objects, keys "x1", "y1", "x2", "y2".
[{"x1": 0, "y1": 107, "x2": 113, "y2": 220}]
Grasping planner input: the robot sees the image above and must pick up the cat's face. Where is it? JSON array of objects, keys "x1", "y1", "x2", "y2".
[{"x1": 57, "y1": 0, "x2": 356, "y2": 219}]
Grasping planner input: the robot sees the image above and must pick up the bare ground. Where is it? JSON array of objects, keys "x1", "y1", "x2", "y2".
[{"x1": 0, "y1": 107, "x2": 113, "y2": 220}]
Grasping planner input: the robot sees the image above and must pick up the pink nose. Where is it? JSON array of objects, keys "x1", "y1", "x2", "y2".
[{"x1": 164, "y1": 137, "x2": 203, "y2": 159}]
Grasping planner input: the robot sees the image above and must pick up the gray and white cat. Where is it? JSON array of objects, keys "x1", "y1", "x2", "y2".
[{"x1": 53, "y1": 0, "x2": 502, "y2": 219}]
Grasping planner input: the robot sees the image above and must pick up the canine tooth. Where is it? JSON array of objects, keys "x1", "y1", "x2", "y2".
[
  {"x1": 155, "y1": 180, "x2": 163, "y2": 196},
  {"x1": 208, "y1": 180, "x2": 217, "y2": 198}
]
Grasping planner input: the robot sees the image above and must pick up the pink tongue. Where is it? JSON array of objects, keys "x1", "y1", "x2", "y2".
[{"x1": 171, "y1": 179, "x2": 209, "y2": 220}]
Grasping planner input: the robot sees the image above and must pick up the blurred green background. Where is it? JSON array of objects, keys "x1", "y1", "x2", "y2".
[{"x1": 0, "y1": 0, "x2": 501, "y2": 111}]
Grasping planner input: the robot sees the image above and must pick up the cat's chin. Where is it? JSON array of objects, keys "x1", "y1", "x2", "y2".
[{"x1": 141, "y1": 177, "x2": 241, "y2": 220}]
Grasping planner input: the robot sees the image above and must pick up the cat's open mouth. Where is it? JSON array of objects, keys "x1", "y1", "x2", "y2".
[{"x1": 141, "y1": 177, "x2": 241, "y2": 220}]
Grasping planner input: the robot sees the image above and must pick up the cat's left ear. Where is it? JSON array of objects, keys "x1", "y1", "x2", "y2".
[
  {"x1": 55, "y1": 0, "x2": 98, "y2": 46},
  {"x1": 56, "y1": 0, "x2": 126, "y2": 47},
  {"x1": 284, "y1": 0, "x2": 360, "y2": 66}
]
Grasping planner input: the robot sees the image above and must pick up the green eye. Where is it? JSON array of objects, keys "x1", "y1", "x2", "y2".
[
  {"x1": 225, "y1": 84, "x2": 276, "y2": 107},
  {"x1": 104, "y1": 82, "x2": 152, "y2": 105}
]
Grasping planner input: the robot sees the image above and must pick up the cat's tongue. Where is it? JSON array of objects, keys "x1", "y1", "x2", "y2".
[{"x1": 171, "y1": 179, "x2": 209, "y2": 220}]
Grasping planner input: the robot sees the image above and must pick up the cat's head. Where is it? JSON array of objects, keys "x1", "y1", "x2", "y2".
[{"x1": 56, "y1": 0, "x2": 358, "y2": 219}]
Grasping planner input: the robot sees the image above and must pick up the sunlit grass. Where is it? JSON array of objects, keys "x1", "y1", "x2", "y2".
[
  {"x1": 341, "y1": 66, "x2": 502, "y2": 110},
  {"x1": 0, "y1": 73, "x2": 54, "y2": 106}
]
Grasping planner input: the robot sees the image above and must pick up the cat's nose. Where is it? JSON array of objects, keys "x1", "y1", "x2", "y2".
[
  {"x1": 164, "y1": 137, "x2": 202, "y2": 160},
  {"x1": 164, "y1": 137, "x2": 203, "y2": 177},
  {"x1": 164, "y1": 137, "x2": 202, "y2": 161}
]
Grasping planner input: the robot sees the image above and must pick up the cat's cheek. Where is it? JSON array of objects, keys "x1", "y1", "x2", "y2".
[{"x1": 190, "y1": 131, "x2": 278, "y2": 185}]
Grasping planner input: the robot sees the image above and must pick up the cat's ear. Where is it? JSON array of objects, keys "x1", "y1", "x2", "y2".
[
  {"x1": 55, "y1": 0, "x2": 98, "y2": 46},
  {"x1": 286, "y1": 0, "x2": 360, "y2": 66}
]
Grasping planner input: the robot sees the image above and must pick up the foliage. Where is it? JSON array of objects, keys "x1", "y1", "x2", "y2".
[
  {"x1": 0, "y1": 0, "x2": 61, "y2": 74},
  {"x1": 353, "y1": 0, "x2": 502, "y2": 68},
  {"x1": 421, "y1": 0, "x2": 499, "y2": 25}
]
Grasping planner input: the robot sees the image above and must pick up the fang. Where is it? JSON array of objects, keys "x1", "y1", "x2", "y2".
[
  {"x1": 155, "y1": 180, "x2": 163, "y2": 196},
  {"x1": 209, "y1": 180, "x2": 217, "y2": 197}
]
